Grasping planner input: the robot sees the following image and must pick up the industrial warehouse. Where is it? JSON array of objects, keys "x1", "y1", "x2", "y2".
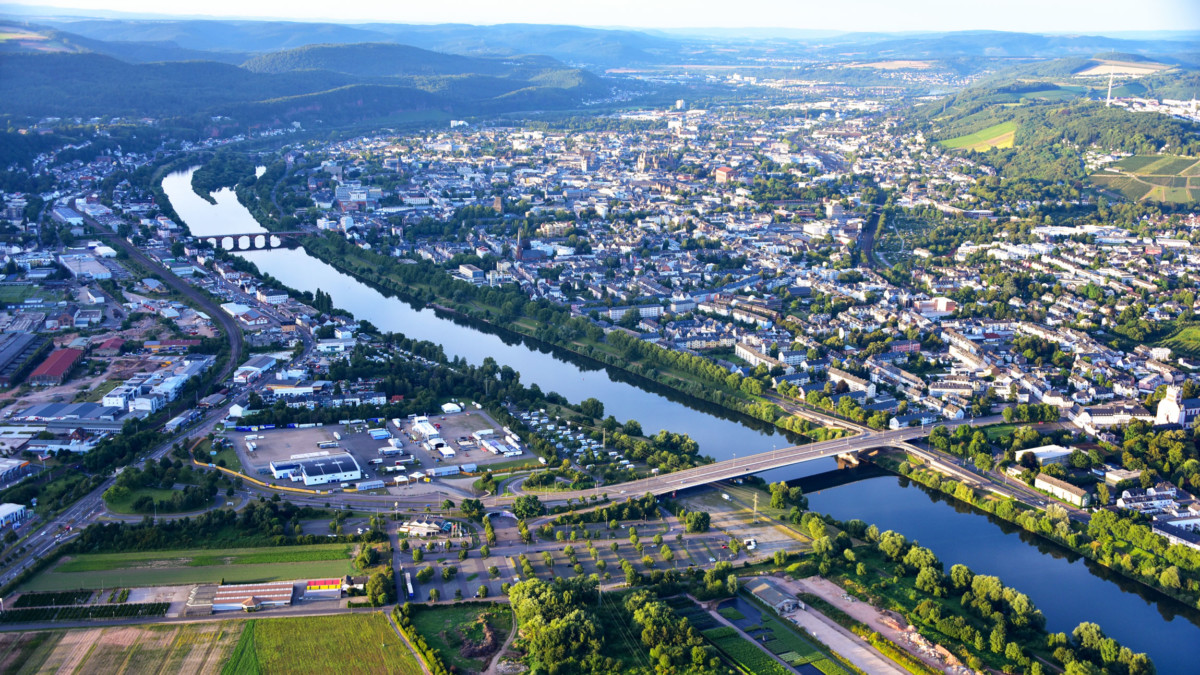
[
  {"x1": 212, "y1": 581, "x2": 295, "y2": 612},
  {"x1": 269, "y1": 452, "x2": 362, "y2": 486}
]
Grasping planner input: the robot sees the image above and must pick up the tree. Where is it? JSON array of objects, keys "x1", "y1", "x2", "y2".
[
  {"x1": 429, "y1": 588, "x2": 440, "y2": 602},
  {"x1": 461, "y1": 498, "x2": 484, "y2": 521},
  {"x1": 580, "y1": 398, "x2": 605, "y2": 419},
  {"x1": 355, "y1": 545, "x2": 378, "y2": 570},
  {"x1": 684, "y1": 511, "x2": 711, "y2": 533},
  {"x1": 365, "y1": 571, "x2": 390, "y2": 605},
  {"x1": 514, "y1": 495, "x2": 545, "y2": 519}
]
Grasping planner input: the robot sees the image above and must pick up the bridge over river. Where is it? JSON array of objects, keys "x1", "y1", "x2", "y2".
[
  {"x1": 203, "y1": 230, "x2": 309, "y2": 251},
  {"x1": 483, "y1": 414, "x2": 1002, "y2": 506}
]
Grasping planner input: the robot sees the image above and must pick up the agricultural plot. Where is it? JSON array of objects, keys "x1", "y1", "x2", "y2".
[
  {"x1": 409, "y1": 603, "x2": 514, "y2": 673},
  {"x1": 1095, "y1": 155, "x2": 1200, "y2": 203},
  {"x1": 939, "y1": 121, "x2": 1017, "y2": 151},
  {"x1": 0, "y1": 603, "x2": 168, "y2": 623},
  {"x1": 706, "y1": 632, "x2": 793, "y2": 675},
  {"x1": 25, "y1": 545, "x2": 352, "y2": 591},
  {"x1": 223, "y1": 613, "x2": 424, "y2": 675},
  {"x1": 0, "y1": 623, "x2": 244, "y2": 674},
  {"x1": 12, "y1": 591, "x2": 92, "y2": 608}
]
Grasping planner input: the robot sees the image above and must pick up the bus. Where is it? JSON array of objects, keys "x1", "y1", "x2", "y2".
[
  {"x1": 404, "y1": 572, "x2": 414, "y2": 600},
  {"x1": 316, "y1": 441, "x2": 339, "y2": 449}
]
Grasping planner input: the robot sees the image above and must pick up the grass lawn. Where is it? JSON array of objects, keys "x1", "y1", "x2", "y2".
[
  {"x1": 409, "y1": 603, "x2": 514, "y2": 673},
  {"x1": 103, "y1": 486, "x2": 199, "y2": 515},
  {"x1": 0, "y1": 285, "x2": 58, "y2": 304},
  {"x1": 940, "y1": 121, "x2": 1017, "y2": 151},
  {"x1": 226, "y1": 613, "x2": 423, "y2": 675},
  {"x1": 73, "y1": 378, "x2": 123, "y2": 403},
  {"x1": 978, "y1": 423, "x2": 1027, "y2": 441},
  {"x1": 25, "y1": 545, "x2": 353, "y2": 591},
  {"x1": 1160, "y1": 323, "x2": 1200, "y2": 358}
]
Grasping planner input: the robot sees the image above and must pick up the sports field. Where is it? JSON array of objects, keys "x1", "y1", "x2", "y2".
[
  {"x1": 0, "y1": 623, "x2": 243, "y2": 675},
  {"x1": 223, "y1": 613, "x2": 424, "y2": 675},
  {"x1": 24, "y1": 545, "x2": 353, "y2": 591},
  {"x1": 940, "y1": 121, "x2": 1017, "y2": 151},
  {"x1": 1092, "y1": 155, "x2": 1200, "y2": 203}
]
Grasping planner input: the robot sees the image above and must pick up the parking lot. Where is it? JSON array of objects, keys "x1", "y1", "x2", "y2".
[
  {"x1": 392, "y1": 408, "x2": 531, "y2": 472},
  {"x1": 226, "y1": 408, "x2": 529, "y2": 493}
]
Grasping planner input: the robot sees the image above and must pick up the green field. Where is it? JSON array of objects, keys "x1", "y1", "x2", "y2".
[
  {"x1": 0, "y1": 285, "x2": 60, "y2": 305},
  {"x1": 1160, "y1": 324, "x2": 1200, "y2": 358},
  {"x1": 940, "y1": 121, "x2": 1017, "y2": 151},
  {"x1": 25, "y1": 545, "x2": 353, "y2": 591},
  {"x1": 1095, "y1": 155, "x2": 1200, "y2": 203},
  {"x1": 224, "y1": 613, "x2": 424, "y2": 675},
  {"x1": 409, "y1": 603, "x2": 514, "y2": 672},
  {"x1": 103, "y1": 486, "x2": 201, "y2": 515},
  {"x1": 74, "y1": 378, "x2": 123, "y2": 403}
]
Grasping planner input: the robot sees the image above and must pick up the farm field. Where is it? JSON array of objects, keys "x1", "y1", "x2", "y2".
[
  {"x1": 1092, "y1": 154, "x2": 1200, "y2": 203},
  {"x1": 0, "y1": 622, "x2": 243, "y2": 675},
  {"x1": 939, "y1": 121, "x2": 1016, "y2": 151},
  {"x1": 23, "y1": 545, "x2": 353, "y2": 591},
  {"x1": 224, "y1": 613, "x2": 424, "y2": 675},
  {"x1": 409, "y1": 603, "x2": 514, "y2": 673}
]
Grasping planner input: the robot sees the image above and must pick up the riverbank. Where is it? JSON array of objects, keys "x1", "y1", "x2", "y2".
[
  {"x1": 298, "y1": 234, "x2": 843, "y2": 444},
  {"x1": 878, "y1": 450, "x2": 1200, "y2": 612}
]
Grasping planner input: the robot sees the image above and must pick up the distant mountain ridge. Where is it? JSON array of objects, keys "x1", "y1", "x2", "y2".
[
  {"x1": 12, "y1": 15, "x2": 1197, "y2": 67},
  {"x1": 240, "y1": 42, "x2": 565, "y2": 79}
]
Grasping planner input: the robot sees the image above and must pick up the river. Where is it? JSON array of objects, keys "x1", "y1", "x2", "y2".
[
  {"x1": 161, "y1": 166, "x2": 1200, "y2": 671},
  {"x1": 161, "y1": 168, "x2": 794, "y2": 465}
]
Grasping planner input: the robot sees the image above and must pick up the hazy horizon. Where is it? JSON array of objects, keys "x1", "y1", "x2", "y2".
[{"x1": 4, "y1": 0, "x2": 1200, "y2": 35}]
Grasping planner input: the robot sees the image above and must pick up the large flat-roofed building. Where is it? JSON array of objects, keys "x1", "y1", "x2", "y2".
[
  {"x1": 0, "y1": 332, "x2": 51, "y2": 387},
  {"x1": 275, "y1": 453, "x2": 362, "y2": 486},
  {"x1": 0, "y1": 458, "x2": 31, "y2": 482},
  {"x1": 58, "y1": 253, "x2": 111, "y2": 280},
  {"x1": 1035, "y1": 473, "x2": 1091, "y2": 507},
  {"x1": 29, "y1": 348, "x2": 84, "y2": 386},
  {"x1": 233, "y1": 354, "x2": 276, "y2": 384},
  {"x1": 212, "y1": 581, "x2": 294, "y2": 612},
  {"x1": 1014, "y1": 444, "x2": 1074, "y2": 467},
  {"x1": 0, "y1": 503, "x2": 29, "y2": 528},
  {"x1": 412, "y1": 416, "x2": 440, "y2": 441}
]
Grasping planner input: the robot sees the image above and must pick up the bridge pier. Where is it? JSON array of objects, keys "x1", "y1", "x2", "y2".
[{"x1": 836, "y1": 451, "x2": 860, "y2": 468}]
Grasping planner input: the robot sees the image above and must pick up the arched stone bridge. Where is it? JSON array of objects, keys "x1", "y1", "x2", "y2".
[{"x1": 203, "y1": 231, "x2": 309, "y2": 251}]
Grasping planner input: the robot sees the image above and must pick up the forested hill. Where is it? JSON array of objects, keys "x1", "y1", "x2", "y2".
[
  {"x1": 0, "y1": 45, "x2": 610, "y2": 129},
  {"x1": 241, "y1": 42, "x2": 572, "y2": 79},
  {"x1": 916, "y1": 66, "x2": 1200, "y2": 183}
]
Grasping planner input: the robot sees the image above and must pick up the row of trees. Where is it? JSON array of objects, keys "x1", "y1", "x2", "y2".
[{"x1": 821, "y1": 516, "x2": 1154, "y2": 674}]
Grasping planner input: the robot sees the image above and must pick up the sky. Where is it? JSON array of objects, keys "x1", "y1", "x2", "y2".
[{"x1": 8, "y1": 0, "x2": 1200, "y2": 34}]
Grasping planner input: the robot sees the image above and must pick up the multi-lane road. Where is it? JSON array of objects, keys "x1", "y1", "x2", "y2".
[{"x1": 486, "y1": 414, "x2": 1002, "y2": 505}]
